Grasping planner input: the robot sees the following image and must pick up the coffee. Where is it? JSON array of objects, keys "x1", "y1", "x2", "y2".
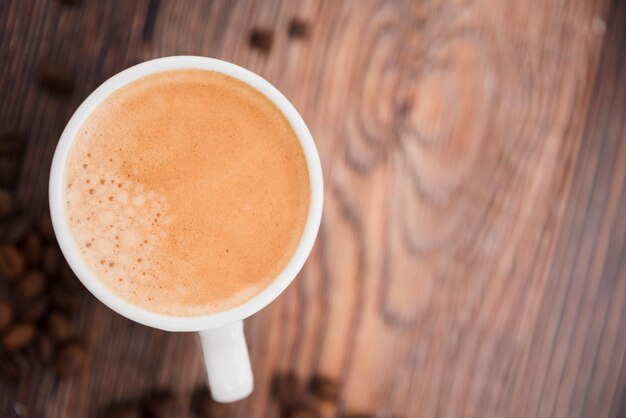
[{"x1": 64, "y1": 70, "x2": 310, "y2": 316}]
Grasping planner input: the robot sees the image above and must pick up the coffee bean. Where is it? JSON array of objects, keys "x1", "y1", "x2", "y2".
[
  {"x1": 25, "y1": 342, "x2": 43, "y2": 366},
  {"x1": 59, "y1": 260, "x2": 79, "y2": 289},
  {"x1": 342, "y1": 414, "x2": 375, "y2": 418},
  {"x1": 249, "y1": 28, "x2": 273, "y2": 53},
  {"x1": 3, "y1": 322, "x2": 35, "y2": 350},
  {"x1": 47, "y1": 311, "x2": 71, "y2": 342},
  {"x1": 16, "y1": 270, "x2": 46, "y2": 301},
  {"x1": 0, "y1": 189, "x2": 15, "y2": 219},
  {"x1": 0, "y1": 245, "x2": 24, "y2": 281},
  {"x1": 38, "y1": 214, "x2": 55, "y2": 241},
  {"x1": 37, "y1": 335, "x2": 54, "y2": 363},
  {"x1": 0, "y1": 351, "x2": 21, "y2": 381},
  {"x1": 102, "y1": 404, "x2": 142, "y2": 418},
  {"x1": 282, "y1": 401, "x2": 320, "y2": 418},
  {"x1": 24, "y1": 232, "x2": 42, "y2": 265},
  {"x1": 42, "y1": 245, "x2": 60, "y2": 275},
  {"x1": 38, "y1": 65, "x2": 75, "y2": 96},
  {"x1": 191, "y1": 387, "x2": 231, "y2": 418},
  {"x1": 0, "y1": 301, "x2": 14, "y2": 331},
  {"x1": 288, "y1": 19, "x2": 309, "y2": 39},
  {"x1": 272, "y1": 372, "x2": 302, "y2": 405},
  {"x1": 308, "y1": 375, "x2": 341, "y2": 402},
  {"x1": 0, "y1": 158, "x2": 18, "y2": 187},
  {"x1": 50, "y1": 287, "x2": 77, "y2": 313},
  {"x1": 19, "y1": 294, "x2": 49, "y2": 321},
  {"x1": 0, "y1": 127, "x2": 24, "y2": 154},
  {"x1": 191, "y1": 387, "x2": 212, "y2": 418},
  {"x1": 54, "y1": 341, "x2": 86, "y2": 376},
  {"x1": 12, "y1": 351, "x2": 32, "y2": 378},
  {"x1": 142, "y1": 389, "x2": 178, "y2": 418}
]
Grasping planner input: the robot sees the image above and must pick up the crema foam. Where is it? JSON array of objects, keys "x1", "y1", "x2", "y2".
[{"x1": 64, "y1": 69, "x2": 310, "y2": 316}]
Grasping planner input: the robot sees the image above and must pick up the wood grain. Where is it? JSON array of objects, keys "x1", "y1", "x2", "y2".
[{"x1": 1, "y1": 0, "x2": 625, "y2": 417}]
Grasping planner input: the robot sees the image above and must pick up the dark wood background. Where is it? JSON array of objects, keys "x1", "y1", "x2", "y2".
[{"x1": 1, "y1": 0, "x2": 626, "y2": 416}]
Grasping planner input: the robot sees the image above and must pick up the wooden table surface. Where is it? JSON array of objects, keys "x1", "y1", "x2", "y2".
[{"x1": 1, "y1": 0, "x2": 626, "y2": 417}]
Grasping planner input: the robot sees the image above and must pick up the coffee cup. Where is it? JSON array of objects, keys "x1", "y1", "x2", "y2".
[{"x1": 49, "y1": 56, "x2": 323, "y2": 402}]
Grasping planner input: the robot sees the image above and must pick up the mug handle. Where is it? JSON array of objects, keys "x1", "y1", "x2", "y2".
[{"x1": 198, "y1": 320, "x2": 254, "y2": 402}]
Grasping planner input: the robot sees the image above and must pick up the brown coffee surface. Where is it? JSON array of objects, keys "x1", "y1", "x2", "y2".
[{"x1": 64, "y1": 69, "x2": 310, "y2": 316}]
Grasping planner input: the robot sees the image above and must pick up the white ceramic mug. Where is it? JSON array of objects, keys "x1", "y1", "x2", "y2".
[{"x1": 48, "y1": 56, "x2": 323, "y2": 403}]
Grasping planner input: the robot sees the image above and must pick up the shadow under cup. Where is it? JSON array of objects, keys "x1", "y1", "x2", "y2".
[{"x1": 48, "y1": 56, "x2": 324, "y2": 402}]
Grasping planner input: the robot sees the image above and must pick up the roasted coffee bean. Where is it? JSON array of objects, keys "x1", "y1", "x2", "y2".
[
  {"x1": 38, "y1": 65, "x2": 75, "y2": 96},
  {"x1": 42, "y1": 245, "x2": 60, "y2": 275},
  {"x1": 288, "y1": 19, "x2": 309, "y2": 39},
  {"x1": 101, "y1": 404, "x2": 142, "y2": 418},
  {"x1": 50, "y1": 287, "x2": 77, "y2": 312},
  {"x1": 282, "y1": 401, "x2": 320, "y2": 418},
  {"x1": 0, "y1": 189, "x2": 15, "y2": 219},
  {"x1": 191, "y1": 387, "x2": 231, "y2": 418},
  {"x1": 24, "y1": 232, "x2": 42, "y2": 265},
  {"x1": 37, "y1": 335, "x2": 54, "y2": 363},
  {"x1": 0, "y1": 244, "x2": 25, "y2": 281},
  {"x1": 19, "y1": 295, "x2": 49, "y2": 321},
  {"x1": 0, "y1": 127, "x2": 24, "y2": 154},
  {"x1": 191, "y1": 387, "x2": 212, "y2": 418},
  {"x1": 54, "y1": 341, "x2": 86, "y2": 376},
  {"x1": 342, "y1": 414, "x2": 375, "y2": 418},
  {"x1": 0, "y1": 301, "x2": 14, "y2": 331},
  {"x1": 0, "y1": 351, "x2": 21, "y2": 381},
  {"x1": 142, "y1": 389, "x2": 178, "y2": 418},
  {"x1": 16, "y1": 270, "x2": 46, "y2": 301},
  {"x1": 0, "y1": 159, "x2": 18, "y2": 186},
  {"x1": 272, "y1": 372, "x2": 302, "y2": 405},
  {"x1": 308, "y1": 375, "x2": 341, "y2": 402},
  {"x1": 59, "y1": 261, "x2": 79, "y2": 289},
  {"x1": 2, "y1": 322, "x2": 35, "y2": 350},
  {"x1": 12, "y1": 351, "x2": 31, "y2": 378},
  {"x1": 47, "y1": 311, "x2": 71, "y2": 342},
  {"x1": 25, "y1": 342, "x2": 43, "y2": 366},
  {"x1": 38, "y1": 214, "x2": 55, "y2": 241},
  {"x1": 249, "y1": 28, "x2": 273, "y2": 53}
]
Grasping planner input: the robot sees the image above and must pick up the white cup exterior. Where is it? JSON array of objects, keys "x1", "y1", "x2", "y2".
[{"x1": 48, "y1": 56, "x2": 323, "y2": 401}]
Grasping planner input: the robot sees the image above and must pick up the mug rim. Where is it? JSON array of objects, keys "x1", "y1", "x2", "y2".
[{"x1": 48, "y1": 56, "x2": 323, "y2": 332}]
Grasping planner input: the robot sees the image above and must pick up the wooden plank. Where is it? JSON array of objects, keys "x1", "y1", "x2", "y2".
[
  {"x1": 509, "y1": 2, "x2": 626, "y2": 417},
  {"x1": 1, "y1": 0, "x2": 624, "y2": 416}
]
